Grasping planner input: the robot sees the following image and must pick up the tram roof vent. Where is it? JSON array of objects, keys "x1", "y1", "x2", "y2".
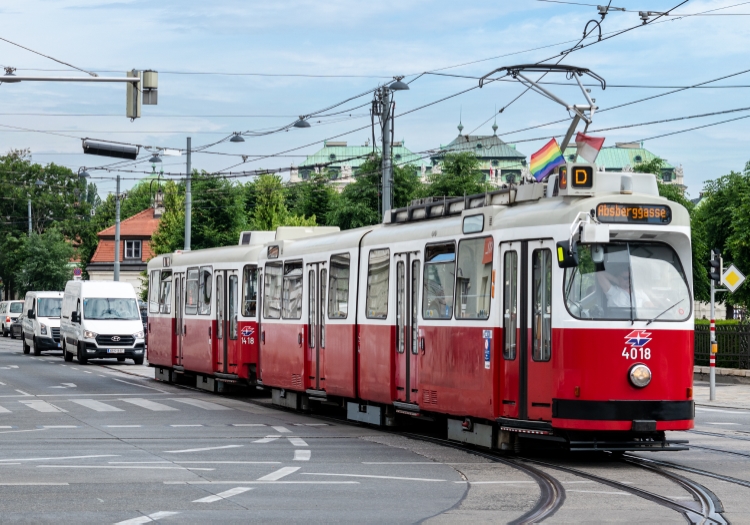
[{"x1": 385, "y1": 184, "x2": 544, "y2": 225}]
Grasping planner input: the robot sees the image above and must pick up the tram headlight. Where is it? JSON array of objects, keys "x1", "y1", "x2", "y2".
[{"x1": 629, "y1": 363, "x2": 652, "y2": 388}]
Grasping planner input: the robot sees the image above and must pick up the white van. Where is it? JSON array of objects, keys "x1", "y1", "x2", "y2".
[
  {"x1": 21, "y1": 291, "x2": 64, "y2": 355},
  {"x1": 60, "y1": 281, "x2": 146, "y2": 365}
]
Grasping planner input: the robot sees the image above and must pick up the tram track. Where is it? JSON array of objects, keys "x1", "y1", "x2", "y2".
[{"x1": 623, "y1": 454, "x2": 750, "y2": 490}]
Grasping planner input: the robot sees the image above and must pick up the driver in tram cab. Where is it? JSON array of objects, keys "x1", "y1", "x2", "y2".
[{"x1": 596, "y1": 264, "x2": 653, "y2": 308}]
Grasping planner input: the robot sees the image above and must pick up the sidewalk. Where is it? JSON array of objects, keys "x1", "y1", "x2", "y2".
[
  {"x1": 99, "y1": 360, "x2": 154, "y2": 380},
  {"x1": 694, "y1": 365, "x2": 750, "y2": 410}
]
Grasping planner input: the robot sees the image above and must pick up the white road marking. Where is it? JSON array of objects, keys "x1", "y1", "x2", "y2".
[
  {"x1": 115, "y1": 511, "x2": 180, "y2": 524},
  {"x1": 15, "y1": 389, "x2": 32, "y2": 396},
  {"x1": 112, "y1": 378, "x2": 167, "y2": 392},
  {"x1": 363, "y1": 462, "x2": 441, "y2": 465},
  {"x1": 257, "y1": 466, "x2": 300, "y2": 481},
  {"x1": 305, "y1": 473, "x2": 446, "y2": 482},
  {"x1": 175, "y1": 461, "x2": 281, "y2": 464},
  {"x1": 288, "y1": 437, "x2": 308, "y2": 447},
  {"x1": 106, "y1": 425, "x2": 142, "y2": 428},
  {"x1": 192, "y1": 486, "x2": 253, "y2": 503},
  {"x1": 253, "y1": 435, "x2": 280, "y2": 443},
  {"x1": 169, "y1": 398, "x2": 232, "y2": 411},
  {"x1": 568, "y1": 490, "x2": 632, "y2": 495},
  {"x1": 110, "y1": 462, "x2": 171, "y2": 464},
  {"x1": 0, "y1": 382, "x2": 6, "y2": 386},
  {"x1": 0, "y1": 428, "x2": 46, "y2": 435},
  {"x1": 83, "y1": 371, "x2": 92, "y2": 374},
  {"x1": 41, "y1": 426, "x2": 78, "y2": 429},
  {"x1": 0, "y1": 455, "x2": 119, "y2": 463},
  {"x1": 166, "y1": 481, "x2": 357, "y2": 485},
  {"x1": 164, "y1": 445, "x2": 243, "y2": 454},
  {"x1": 37, "y1": 466, "x2": 215, "y2": 471},
  {"x1": 120, "y1": 398, "x2": 177, "y2": 411},
  {"x1": 696, "y1": 407, "x2": 750, "y2": 414},
  {"x1": 456, "y1": 481, "x2": 535, "y2": 484},
  {"x1": 0, "y1": 426, "x2": 12, "y2": 428},
  {"x1": 70, "y1": 399, "x2": 123, "y2": 412},
  {"x1": 294, "y1": 450, "x2": 311, "y2": 461},
  {"x1": 0, "y1": 405, "x2": 10, "y2": 413},
  {"x1": 62, "y1": 383, "x2": 76, "y2": 388},
  {"x1": 48, "y1": 387, "x2": 66, "y2": 389},
  {"x1": 232, "y1": 424, "x2": 266, "y2": 427},
  {"x1": 20, "y1": 400, "x2": 66, "y2": 412},
  {"x1": 0, "y1": 482, "x2": 69, "y2": 486},
  {"x1": 271, "y1": 426, "x2": 291, "y2": 433},
  {"x1": 705, "y1": 422, "x2": 740, "y2": 425},
  {"x1": 170, "y1": 424, "x2": 203, "y2": 427}
]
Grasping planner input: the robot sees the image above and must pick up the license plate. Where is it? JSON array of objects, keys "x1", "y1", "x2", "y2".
[{"x1": 107, "y1": 349, "x2": 125, "y2": 354}]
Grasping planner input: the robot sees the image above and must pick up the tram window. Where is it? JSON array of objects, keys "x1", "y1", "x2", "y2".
[
  {"x1": 456, "y1": 237, "x2": 493, "y2": 320},
  {"x1": 328, "y1": 253, "x2": 350, "y2": 319},
  {"x1": 242, "y1": 265, "x2": 258, "y2": 318},
  {"x1": 563, "y1": 243, "x2": 691, "y2": 322},
  {"x1": 185, "y1": 268, "x2": 199, "y2": 315},
  {"x1": 199, "y1": 266, "x2": 212, "y2": 315},
  {"x1": 422, "y1": 243, "x2": 455, "y2": 319},
  {"x1": 411, "y1": 260, "x2": 420, "y2": 355},
  {"x1": 503, "y1": 251, "x2": 518, "y2": 360},
  {"x1": 320, "y1": 268, "x2": 326, "y2": 348},
  {"x1": 229, "y1": 275, "x2": 238, "y2": 340},
  {"x1": 366, "y1": 249, "x2": 390, "y2": 319},
  {"x1": 149, "y1": 271, "x2": 160, "y2": 313},
  {"x1": 263, "y1": 263, "x2": 282, "y2": 319},
  {"x1": 160, "y1": 270, "x2": 172, "y2": 314},
  {"x1": 282, "y1": 261, "x2": 303, "y2": 320},
  {"x1": 216, "y1": 274, "x2": 224, "y2": 340},
  {"x1": 532, "y1": 249, "x2": 552, "y2": 362}
]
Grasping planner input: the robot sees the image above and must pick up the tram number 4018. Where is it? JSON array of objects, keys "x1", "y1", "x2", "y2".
[{"x1": 623, "y1": 348, "x2": 651, "y2": 360}]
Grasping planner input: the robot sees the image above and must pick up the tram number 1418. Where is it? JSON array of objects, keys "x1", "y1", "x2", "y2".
[{"x1": 623, "y1": 348, "x2": 651, "y2": 360}]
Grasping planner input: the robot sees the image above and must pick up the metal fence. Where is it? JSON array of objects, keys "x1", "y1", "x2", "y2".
[{"x1": 695, "y1": 324, "x2": 750, "y2": 369}]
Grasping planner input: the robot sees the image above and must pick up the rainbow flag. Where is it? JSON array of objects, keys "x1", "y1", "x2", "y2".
[{"x1": 530, "y1": 138, "x2": 565, "y2": 182}]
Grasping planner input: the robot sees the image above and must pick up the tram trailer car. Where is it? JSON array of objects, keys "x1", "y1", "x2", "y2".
[
  {"x1": 146, "y1": 228, "x2": 338, "y2": 391},
  {"x1": 258, "y1": 163, "x2": 694, "y2": 452}
]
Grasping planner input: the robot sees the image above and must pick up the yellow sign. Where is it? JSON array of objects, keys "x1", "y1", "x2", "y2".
[
  {"x1": 721, "y1": 264, "x2": 746, "y2": 293},
  {"x1": 572, "y1": 166, "x2": 593, "y2": 188}
]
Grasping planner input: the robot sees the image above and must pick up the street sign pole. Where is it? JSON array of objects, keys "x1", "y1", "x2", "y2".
[{"x1": 709, "y1": 278, "x2": 716, "y2": 401}]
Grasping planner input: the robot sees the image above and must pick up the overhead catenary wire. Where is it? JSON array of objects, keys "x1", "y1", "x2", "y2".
[{"x1": 0, "y1": 36, "x2": 98, "y2": 77}]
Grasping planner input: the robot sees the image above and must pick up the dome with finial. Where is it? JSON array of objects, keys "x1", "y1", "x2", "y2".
[
  {"x1": 492, "y1": 122, "x2": 498, "y2": 134},
  {"x1": 458, "y1": 121, "x2": 464, "y2": 133}
]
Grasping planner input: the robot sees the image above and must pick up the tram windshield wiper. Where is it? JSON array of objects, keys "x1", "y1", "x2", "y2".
[{"x1": 646, "y1": 298, "x2": 685, "y2": 326}]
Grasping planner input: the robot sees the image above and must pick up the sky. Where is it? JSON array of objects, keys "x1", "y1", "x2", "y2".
[{"x1": 0, "y1": 0, "x2": 748, "y2": 198}]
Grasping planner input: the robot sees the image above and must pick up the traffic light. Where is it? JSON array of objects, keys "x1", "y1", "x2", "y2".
[{"x1": 709, "y1": 249, "x2": 723, "y2": 283}]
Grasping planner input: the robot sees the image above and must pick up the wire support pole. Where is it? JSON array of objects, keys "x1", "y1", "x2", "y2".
[
  {"x1": 114, "y1": 174, "x2": 121, "y2": 282},
  {"x1": 185, "y1": 137, "x2": 192, "y2": 251},
  {"x1": 27, "y1": 199, "x2": 31, "y2": 235},
  {"x1": 381, "y1": 88, "x2": 393, "y2": 218},
  {"x1": 710, "y1": 279, "x2": 716, "y2": 401}
]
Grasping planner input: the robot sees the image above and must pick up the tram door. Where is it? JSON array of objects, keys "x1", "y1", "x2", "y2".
[
  {"x1": 306, "y1": 262, "x2": 327, "y2": 391},
  {"x1": 215, "y1": 271, "x2": 240, "y2": 374},
  {"x1": 174, "y1": 272, "x2": 185, "y2": 367},
  {"x1": 394, "y1": 252, "x2": 421, "y2": 404},
  {"x1": 500, "y1": 240, "x2": 554, "y2": 421}
]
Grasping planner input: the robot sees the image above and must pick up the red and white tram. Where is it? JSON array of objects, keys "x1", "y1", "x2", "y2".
[
  {"x1": 146, "y1": 228, "x2": 337, "y2": 390},
  {"x1": 256, "y1": 163, "x2": 694, "y2": 451}
]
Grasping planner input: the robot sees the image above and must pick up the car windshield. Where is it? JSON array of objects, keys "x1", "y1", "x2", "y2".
[
  {"x1": 564, "y1": 242, "x2": 691, "y2": 322},
  {"x1": 38, "y1": 298, "x2": 62, "y2": 318},
  {"x1": 83, "y1": 298, "x2": 140, "y2": 320},
  {"x1": 9, "y1": 302, "x2": 23, "y2": 314}
]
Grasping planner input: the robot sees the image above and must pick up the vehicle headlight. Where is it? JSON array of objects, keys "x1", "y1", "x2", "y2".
[
  {"x1": 629, "y1": 363, "x2": 652, "y2": 388},
  {"x1": 84, "y1": 330, "x2": 98, "y2": 339},
  {"x1": 133, "y1": 331, "x2": 144, "y2": 339},
  {"x1": 40, "y1": 323, "x2": 47, "y2": 335}
]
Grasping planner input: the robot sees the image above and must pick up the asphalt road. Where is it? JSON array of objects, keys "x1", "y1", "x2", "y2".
[{"x1": 3, "y1": 334, "x2": 750, "y2": 524}]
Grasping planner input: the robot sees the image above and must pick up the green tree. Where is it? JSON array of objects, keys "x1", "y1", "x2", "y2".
[
  {"x1": 16, "y1": 229, "x2": 74, "y2": 295},
  {"x1": 248, "y1": 174, "x2": 289, "y2": 230},
  {"x1": 634, "y1": 157, "x2": 710, "y2": 302},
  {"x1": 190, "y1": 172, "x2": 247, "y2": 250},
  {"x1": 326, "y1": 155, "x2": 423, "y2": 230},
  {"x1": 421, "y1": 152, "x2": 490, "y2": 198},
  {"x1": 150, "y1": 181, "x2": 185, "y2": 256},
  {"x1": 288, "y1": 172, "x2": 339, "y2": 225}
]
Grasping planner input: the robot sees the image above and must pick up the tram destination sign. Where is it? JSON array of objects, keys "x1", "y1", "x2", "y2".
[{"x1": 596, "y1": 203, "x2": 671, "y2": 225}]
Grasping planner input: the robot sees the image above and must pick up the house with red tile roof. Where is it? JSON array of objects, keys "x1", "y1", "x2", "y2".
[{"x1": 86, "y1": 207, "x2": 161, "y2": 295}]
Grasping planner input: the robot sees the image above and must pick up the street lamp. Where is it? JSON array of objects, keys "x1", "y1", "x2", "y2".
[
  {"x1": 149, "y1": 154, "x2": 162, "y2": 164},
  {"x1": 389, "y1": 76, "x2": 410, "y2": 91},
  {"x1": 78, "y1": 167, "x2": 90, "y2": 179},
  {"x1": 293, "y1": 116, "x2": 311, "y2": 128},
  {"x1": 230, "y1": 133, "x2": 245, "y2": 143}
]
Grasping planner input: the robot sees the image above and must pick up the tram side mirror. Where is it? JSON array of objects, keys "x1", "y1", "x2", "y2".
[{"x1": 556, "y1": 240, "x2": 579, "y2": 268}]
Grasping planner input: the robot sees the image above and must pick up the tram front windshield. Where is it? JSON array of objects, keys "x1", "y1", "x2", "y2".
[{"x1": 564, "y1": 243, "x2": 691, "y2": 321}]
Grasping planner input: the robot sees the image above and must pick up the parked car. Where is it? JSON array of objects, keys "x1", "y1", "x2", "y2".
[
  {"x1": 0, "y1": 300, "x2": 24, "y2": 337},
  {"x1": 60, "y1": 280, "x2": 145, "y2": 364},
  {"x1": 21, "y1": 291, "x2": 63, "y2": 355},
  {"x1": 10, "y1": 314, "x2": 24, "y2": 339}
]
